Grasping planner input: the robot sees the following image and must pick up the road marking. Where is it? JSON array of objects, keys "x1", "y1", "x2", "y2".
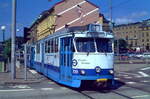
[
  {"x1": 135, "y1": 76, "x2": 143, "y2": 78},
  {"x1": 126, "y1": 82, "x2": 136, "y2": 84},
  {"x1": 60, "y1": 87, "x2": 68, "y2": 90},
  {"x1": 122, "y1": 75, "x2": 129, "y2": 77},
  {"x1": 124, "y1": 76, "x2": 132, "y2": 79},
  {"x1": 118, "y1": 72, "x2": 139, "y2": 76},
  {"x1": 141, "y1": 67, "x2": 150, "y2": 70},
  {"x1": 41, "y1": 88, "x2": 53, "y2": 91},
  {"x1": 48, "y1": 82, "x2": 55, "y2": 84},
  {"x1": 114, "y1": 77, "x2": 120, "y2": 80},
  {"x1": 141, "y1": 80, "x2": 150, "y2": 83},
  {"x1": 0, "y1": 89, "x2": 34, "y2": 92},
  {"x1": 29, "y1": 70, "x2": 37, "y2": 74},
  {"x1": 138, "y1": 71, "x2": 149, "y2": 77},
  {"x1": 132, "y1": 95, "x2": 150, "y2": 98},
  {"x1": 10, "y1": 85, "x2": 31, "y2": 89}
]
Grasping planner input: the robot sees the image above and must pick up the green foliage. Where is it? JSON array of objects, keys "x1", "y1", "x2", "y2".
[
  {"x1": 3, "y1": 39, "x2": 11, "y2": 60},
  {"x1": 114, "y1": 39, "x2": 128, "y2": 53}
]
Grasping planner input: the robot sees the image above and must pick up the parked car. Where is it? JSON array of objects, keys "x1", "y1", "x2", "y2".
[{"x1": 143, "y1": 52, "x2": 150, "y2": 58}]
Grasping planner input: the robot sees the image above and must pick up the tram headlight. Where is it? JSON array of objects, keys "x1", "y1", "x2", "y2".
[
  {"x1": 95, "y1": 67, "x2": 101, "y2": 73},
  {"x1": 80, "y1": 70, "x2": 86, "y2": 75},
  {"x1": 109, "y1": 70, "x2": 114, "y2": 74}
]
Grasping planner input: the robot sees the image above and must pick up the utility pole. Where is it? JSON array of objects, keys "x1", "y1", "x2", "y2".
[
  {"x1": 11, "y1": 0, "x2": 16, "y2": 80},
  {"x1": 109, "y1": 0, "x2": 113, "y2": 31}
]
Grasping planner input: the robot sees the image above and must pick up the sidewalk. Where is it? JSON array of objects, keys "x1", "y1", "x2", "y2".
[{"x1": 0, "y1": 65, "x2": 46, "y2": 85}]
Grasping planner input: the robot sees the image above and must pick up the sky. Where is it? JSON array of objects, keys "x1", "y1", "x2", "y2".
[{"x1": 0, "y1": 0, "x2": 150, "y2": 41}]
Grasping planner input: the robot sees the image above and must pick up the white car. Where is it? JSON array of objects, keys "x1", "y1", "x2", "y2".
[{"x1": 143, "y1": 52, "x2": 150, "y2": 58}]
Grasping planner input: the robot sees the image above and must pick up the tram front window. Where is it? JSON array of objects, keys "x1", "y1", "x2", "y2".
[
  {"x1": 76, "y1": 38, "x2": 95, "y2": 52},
  {"x1": 96, "y1": 38, "x2": 112, "y2": 53}
]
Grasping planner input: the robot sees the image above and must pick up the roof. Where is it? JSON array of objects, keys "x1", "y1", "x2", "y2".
[{"x1": 29, "y1": 0, "x2": 99, "y2": 28}]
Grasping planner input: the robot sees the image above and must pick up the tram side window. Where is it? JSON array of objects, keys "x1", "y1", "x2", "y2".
[
  {"x1": 36, "y1": 43, "x2": 40, "y2": 54},
  {"x1": 45, "y1": 41, "x2": 48, "y2": 53},
  {"x1": 96, "y1": 38, "x2": 112, "y2": 53},
  {"x1": 76, "y1": 38, "x2": 95, "y2": 52},
  {"x1": 48, "y1": 40, "x2": 51, "y2": 53},
  {"x1": 55, "y1": 38, "x2": 58, "y2": 52}
]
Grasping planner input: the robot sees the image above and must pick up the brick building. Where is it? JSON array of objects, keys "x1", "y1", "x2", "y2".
[{"x1": 27, "y1": 0, "x2": 109, "y2": 42}]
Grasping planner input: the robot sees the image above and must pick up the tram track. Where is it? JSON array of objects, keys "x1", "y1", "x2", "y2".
[
  {"x1": 73, "y1": 78, "x2": 150, "y2": 99},
  {"x1": 76, "y1": 88, "x2": 135, "y2": 99}
]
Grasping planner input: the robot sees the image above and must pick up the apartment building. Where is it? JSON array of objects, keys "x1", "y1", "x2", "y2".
[
  {"x1": 27, "y1": 0, "x2": 103, "y2": 41},
  {"x1": 113, "y1": 19, "x2": 150, "y2": 52}
]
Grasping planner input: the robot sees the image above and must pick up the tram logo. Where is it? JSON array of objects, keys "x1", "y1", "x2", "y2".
[{"x1": 72, "y1": 59, "x2": 78, "y2": 66}]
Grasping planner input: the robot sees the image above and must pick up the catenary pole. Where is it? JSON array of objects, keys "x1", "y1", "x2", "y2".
[{"x1": 11, "y1": 0, "x2": 16, "y2": 80}]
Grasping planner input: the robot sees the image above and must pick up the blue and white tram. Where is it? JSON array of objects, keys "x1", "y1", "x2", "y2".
[{"x1": 27, "y1": 24, "x2": 115, "y2": 88}]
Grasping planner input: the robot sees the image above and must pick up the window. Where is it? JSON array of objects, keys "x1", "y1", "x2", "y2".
[
  {"x1": 55, "y1": 38, "x2": 58, "y2": 52},
  {"x1": 36, "y1": 43, "x2": 40, "y2": 54},
  {"x1": 96, "y1": 38, "x2": 112, "y2": 53},
  {"x1": 45, "y1": 41, "x2": 48, "y2": 53},
  {"x1": 75, "y1": 38, "x2": 113, "y2": 53},
  {"x1": 147, "y1": 32, "x2": 149, "y2": 37},
  {"x1": 45, "y1": 38, "x2": 59, "y2": 53},
  {"x1": 48, "y1": 40, "x2": 51, "y2": 53},
  {"x1": 147, "y1": 39, "x2": 149, "y2": 42},
  {"x1": 76, "y1": 38, "x2": 95, "y2": 52}
]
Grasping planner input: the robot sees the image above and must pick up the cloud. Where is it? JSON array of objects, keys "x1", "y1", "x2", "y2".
[
  {"x1": 115, "y1": 11, "x2": 149, "y2": 24},
  {"x1": 115, "y1": 18, "x2": 133, "y2": 24},
  {"x1": 129, "y1": 11, "x2": 148, "y2": 18}
]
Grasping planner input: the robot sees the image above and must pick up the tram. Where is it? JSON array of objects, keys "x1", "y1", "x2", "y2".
[{"x1": 26, "y1": 24, "x2": 115, "y2": 88}]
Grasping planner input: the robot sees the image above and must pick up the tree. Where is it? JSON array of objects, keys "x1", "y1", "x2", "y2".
[
  {"x1": 3, "y1": 39, "x2": 11, "y2": 60},
  {"x1": 114, "y1": 39, "x2": 128, "y2": 53}
]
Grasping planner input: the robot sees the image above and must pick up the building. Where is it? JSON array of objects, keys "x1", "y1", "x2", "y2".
[
  {"x1": 113, "y1": 19, "x2": 150, "y2": 52},
  {"x1": 27, "y1": 0, "x2": 109, "y2": 42},
  {"x1": 139, "y1": 19, "x2": 150, "y2": 51}
]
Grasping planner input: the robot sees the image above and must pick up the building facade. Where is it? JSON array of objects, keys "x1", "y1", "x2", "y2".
[
  {"x1": 113, "y1": 19, "x2": 150, "y2": 52},
  {"x1": 27, "y1": 0, "x2": 108, "y2": 42},
  {"x1": 139, "y1": 19, "x2": 150, "y2": 51}
]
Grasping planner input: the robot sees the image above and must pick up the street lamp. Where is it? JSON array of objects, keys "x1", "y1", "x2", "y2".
[{"x1": 1, "y1": 25, "x2": 6, "y2": 42}]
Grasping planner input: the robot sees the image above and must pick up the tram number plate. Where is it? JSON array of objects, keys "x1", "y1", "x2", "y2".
[{"x1": 96, "y1": 79, "x2": 108, "y2": 82}]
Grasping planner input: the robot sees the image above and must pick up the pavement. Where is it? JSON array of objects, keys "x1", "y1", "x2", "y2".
[{"x1": 0, "y1": 65, "x2": 46, "y2": 85}]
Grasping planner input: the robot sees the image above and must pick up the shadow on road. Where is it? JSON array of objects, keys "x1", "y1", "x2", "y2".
[{"x1": 71, "y1": 80, "x2": 125, "y2": 93}]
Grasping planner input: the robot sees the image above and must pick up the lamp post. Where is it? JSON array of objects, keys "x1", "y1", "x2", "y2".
[
  {"x1": 11, "y1": 0, "x2": 16, "y2": 80},
  {"x1": 1, "y1": 26, "x2": 6, "y2": 43}
]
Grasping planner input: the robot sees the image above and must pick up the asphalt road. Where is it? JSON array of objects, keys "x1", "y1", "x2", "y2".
[{"x1": 0, "y1": 63, "x2": 150, "y2": 99}]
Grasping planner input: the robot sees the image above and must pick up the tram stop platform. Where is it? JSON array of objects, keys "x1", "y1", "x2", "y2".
[{"x1": 0, "y1": 64, "x2": 45, "y2": 86}]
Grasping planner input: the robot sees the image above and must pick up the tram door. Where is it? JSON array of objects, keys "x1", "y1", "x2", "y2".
[
  {"x1": 41, "y1": 43, "x2": 44, "y2": 73},
  {"x1": 30, "y1": 47, "x2": 35, "y2": 69},
  {"x1": 60, "y1": 37, "x2": 73, "y2": 81}
]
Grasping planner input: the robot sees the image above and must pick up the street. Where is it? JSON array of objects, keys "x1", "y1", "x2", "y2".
[{"x1": 0, "y1": 63, "x2": 150, "y2": 99}]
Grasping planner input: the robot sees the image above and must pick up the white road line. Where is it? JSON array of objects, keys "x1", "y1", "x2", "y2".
[
  {"x1": 118, "y1": 72, "x2": 139, "y2": 76},
  {"x1": 126, "y1": 82, "x2": 136, "y2": 84},
  {"x1": 141, "y1": 80, "x2": 150, "y2": 83},
  {"x1": 132, "y1": 95, "x2": 150, "y2": 98},
  {"x1": 41, "y1": 88, "x2": 53, "y2": 91},
  {"x1": 124, "y1": 77, "x2": 132, "y2": 79},
  {"x1": 10, "y1": 85, "x2": 31, "y2": 89},
  {"x1": 141, "y1": 67, "x2": 150, "y2": 70},
  {"x1": 114, "y1": 77, "x2": 120, "y2": 80},
  {"x1": 138, "y1": 71, "x2": 149, "y2": 77},
  {"x1": 29, "y1": 70, "x2": 37, "y2": 74},
  {"x1": 0, "y1": 89, "x2": 34, "y2": 92},
  {"x1": 135, "y1": 76, "x2": 143, "y2": 78}
]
